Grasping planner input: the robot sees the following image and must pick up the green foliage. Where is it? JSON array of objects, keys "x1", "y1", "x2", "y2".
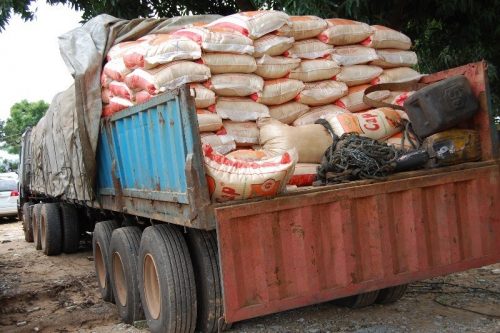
[{"x1": 0, "y1": 100, "x2": 48, "y2": 154}]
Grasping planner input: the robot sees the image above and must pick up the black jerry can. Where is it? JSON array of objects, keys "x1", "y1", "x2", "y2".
[{"x1": 404, "y1": 75, "x2": 479, "y2": 138}]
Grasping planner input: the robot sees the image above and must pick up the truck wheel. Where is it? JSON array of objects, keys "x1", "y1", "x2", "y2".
[
  {"x1": 60, "y1": 203, "x2": 80, "y2": 253},
  {"x1": 185, "y1": 229, "x2": 229, "y2": 333},
  {"x1": 93, "y1": 220, "x2": 119, "y2": 302},
  {"x1": 40, "y1": 203, "x2": 63, "y2": 256},
  {"x1": 335, "y1": 290, "x2": 380, "y2": 308},
  {"x1": 110, "y1": 227, "x2": 144, "y2": 324},
  {"x1": 139, "y1": 224, "x2": 197, "y2": 333},
  {"x1": 22, "y1": 203, "x2": 34, "y2": 242},
  {"x1": 32, "y1": 204, "x2": 43, "y2": 250},
  {"x1": 375, "y1": 284, "x2": 408, "y2": 304}
]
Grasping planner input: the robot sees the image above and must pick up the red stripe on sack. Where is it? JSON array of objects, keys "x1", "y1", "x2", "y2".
[
  {"x1": 202, "y1": 144, "x2": 291, "y2": 169},
  {"x1": 335, "y1": 100, "x2": 346, "y2": 109},
  {"x1": 209, "y1": 22, "x2": 249, "y2": 36},
  {"x1": 250, "y1": 93, "x2": 259, "y2": 102},
  {"x1": 361, "y1": 36, "x2": 371, "y2": 46}
]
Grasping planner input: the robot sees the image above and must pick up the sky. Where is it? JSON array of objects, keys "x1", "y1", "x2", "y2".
[{"x1": 0, "y1": 1, "x2": 83, "y2": 122}]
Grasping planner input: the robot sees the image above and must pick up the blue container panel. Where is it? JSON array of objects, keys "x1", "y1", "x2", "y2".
[{"x1": 96, "y1": 126, "x2": 114, "y2": 191}]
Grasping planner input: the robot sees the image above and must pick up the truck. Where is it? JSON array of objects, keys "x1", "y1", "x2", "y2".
[{"x1": 17, "y1": 16, "x2": 500, "y2": 333}]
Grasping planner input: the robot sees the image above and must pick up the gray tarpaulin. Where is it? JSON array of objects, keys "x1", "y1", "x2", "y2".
[{"x1": 28, "y1": 14, "x2": 221, "y2": 201}]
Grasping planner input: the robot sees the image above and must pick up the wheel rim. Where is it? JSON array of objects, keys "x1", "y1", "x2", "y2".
[
  {"x1": 112, "y1": 252, "x2": 128, "y2": 307},
  {"x1": 40, "y1": 214, "x2": 46, "y2": 248},
  {"x1": 143, "y1": 253, "x2": 161, "y2": 320},
  {"x1": 95, "y1": 242, "x2": 107, "y2": 289}
]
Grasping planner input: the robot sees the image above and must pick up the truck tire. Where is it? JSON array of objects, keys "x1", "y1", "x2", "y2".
[
  {"x1": 110, "y1": 227, "x2": 144, "y2": 324},
  {"x1": 335, "y1": 290, "x2": 380, "y2": 308},
  {"x1": 139, "y1": 224, "x2": 197, "y2": 333},
  {"x1": 375, "y1": 284, "x2": 408, "y2": 304},
  {"x1": 22, "y1": 203, "x2": 34, "y2": 242},
  {"x1": 40, "y1": 203, "x2": 63, "y2": 256},
  {"x1": 32, "y1": 204, "x2": 43, "y2": 250},
  {"x1": 185, "y1": 229, "x2": 228, "y2": 333},
  {"x1": 60, "y1": 203, "x2": 80, "y2": 253},
  {"x1": 93, "y1": 220, "x2": 119, "y2": 302}
]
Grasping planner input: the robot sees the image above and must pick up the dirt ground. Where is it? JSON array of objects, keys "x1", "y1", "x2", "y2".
[{"x1": 1, "y1": 219, "x2": 499, "y2": 333}]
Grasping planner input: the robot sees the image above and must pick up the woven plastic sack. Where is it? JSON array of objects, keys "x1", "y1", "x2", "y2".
[
  {"x1": 190, "y1": 83, "x2": 216, "y2": 108},
  {"x1": 331, "y1": 46, "x2": 378, "y2": 66},
  {"x1": 296, "y1": 80, "x2": 348, "y2": 106},
  {"x1": 199, "y1": 53, "x2": 257, "y2": 74},
  {"x1": 200, "y1": 132, "x2": 236, "y2": 155},
  {"x1": 172, "y1": 27, "x2": 254, "y2": 54},
  {"x1": 384, "y1": 131, "x2": 417, "y2": 151},
  {"x1": 135, "y1": 91, "x2": 154, "y2": 104},
  {"x1": 103, "y1": 58, "x2": 131, "y2": 82},
  {"x1": 206, "y1": 10, "x2": 291, "y2": 39},
  {"x1": 372, "y1": 67, "x2": 423, "y2": 84},
  {"x1": 125, "y1": 61, "x2": 210, "y2": 94},
  {"x1": 254, "y1": 55, "x2": 301, "y2": 79},
  {"x1": 218, "y1": 121, "x2": 260, "y2": 146},
  {"x1": 102, "y1": 97, "x2": 134, "y2": 117},
  {"x1": 335, "y1": 65, "x2": 383, "y2": 86},
  {"x1": 197, "y1": 110, "x2": 223, "y2": 132},
  {"x1": 284, "y1": 39, "x2": 333, "y2": 59},
  {"x1": 335, "y1": 84, "x2": 391, "y2": 112},
  {"x1": 206, "y1": 74, "x2": 264, "y2": 97},
  {"x1": 276, "y1": 16, "x2": 327, "y2": 40},
  {"x1": 384, "y1": 91, "x2": 415, "y2": 107},
  {"x1": 106, "y1": 39, "x2": 146, "y2": 61},
  {"x1": 292, "y1": 105, "x2": 347, "y2": 126},
  {"x1": 361, "y1": 25, "x2": 412, "y2": 50},
  {"x1": 211, "y1": 97, "x2": 269, "y2": 121},
  {"x1": 318, "y1": 19, "x2": 372, "y2": 45},
  {"x1": 287, "y1": 163, "x2": 319, "y2": 186},
  {"x1": 268, "y1": 102, "x2": 310, "y2": 124},
  {"x1": 109, "y1": 81, "x2": 135, "y2": 101},
  {"x1": 251, "y1": 79, "x2": 305, "y2": 105},
  {"x1": 253, "y1": 35, "x2": 294, "y2": 57},
  {"x1": 371, "y1": 49, "x2": 418, "y2": 68},
  {"x1": 226, "y1": 149, "x2": 269, "y2": 161},
  {"x1": 288, "y1": 59, "x2": 341, "y2": 82}
]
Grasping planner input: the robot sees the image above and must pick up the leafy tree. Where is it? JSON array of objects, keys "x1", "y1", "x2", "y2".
[{"x1": 0, "y1": 100, "x2": 48, "y2": 154}]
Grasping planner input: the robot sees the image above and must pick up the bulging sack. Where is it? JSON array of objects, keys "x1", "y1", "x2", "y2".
[
  {"x1": 371, "y1": 49, "x2": 418, "y2": 68},
  {"x1": 199, "y1": 53, "x2": 257, "y2": 74},
  {"x1": 135, "y1": 90, "x2": 154, "y2": 104},
  {"x1": 219, "y1": 121, "x2": 260, "y2": 146},
  {"x1": 325, "y1": 107, "x2": 404, "y2": 140},
  {"x1": 361, "y1": 25, "x2": 412, "y2": 50},
  {"x1": 109, "y1": 81, "x2": 135, "y2": 101},
  {"x1": 211, "y1": 97, "x2": 269, "y2": 121},
  {"x1": 172, "y1": 27, "x2": 254, "y2": 54},
  {"x1": 292, "y1": 105, "x2": 347, "y2": 126},
  {"x1": 335, "y1": 84, "x2": 391, "y2": 112},
  {"x1": 288, "y1": 163, "x2": 319, "y2": 186},
  {"x1": 125, "y1": 61, "x2": 211, "y2": 94},
  {"x1": 288, "y1": 59, "x2": 341, "y2": 82},
  {"x1": 258, "y1": 117, "x2": 333, "y2": 163},
  {"x1": 251, "y1": 79, "x2": 305, "y2": 105},
  {"x1": 197, "y1": 110, "x2": 223, "y2": 132},
  {"x1": 102, "y1": 97, "x2": 134, "y2": 117},
  {"x1": 335, "y1": 65, "x2": 383, "y2": 86},
  {"x1": 190, "y1": 83, "x2": 216, "y2": 108},
  {"x1": 202, "y1": 144, "x2": 295, "y2": 202},
  {"x1": 296, "y1": 80, "x2": 348, "y2": 106},
  {"x1": 207, "y1": 10, "x2": 291, "y2": 39},
  {"x1": 318, "y1": 19, "x2": 372, "y2": 45},
  {"x1": 269, "y1": 102, "x2": 310, "y2": 124},
  {"x1": 226, "y1": 149, "x2": 269, "y2": 161},
  {"x1": 253, "y1": 35, "x2": 294, "y2": 57},
  {"x1": 384, "y1": 131, "x2": 417, "y2": 151},
  {"x1": 372, "y1": 67, "x2": 423, "y2": 84},
  {"x1": 106, "y1": 39, "x2": 145, "y2": 61},
  {"x1": 200, "y1": 132, "x2": 236, "y2": 155},
  {"x1": 276, "y1": 16, "x2": 327, "y2": 40},
  {"x1": 254, "y1": 55, "x2": 301, "y2": 79},
  {"x1": 206, "y1": 74, "x2": 264, "y2": 97},
  {"x1": 284, "y1": 39, "x2": 334, "y2": 59},
  {"x1": 103, "y1": 58, "x2": 131, "y2": 82},
  {"x1": 331, "y1": 46, "x2": 378, "y2": 66}
]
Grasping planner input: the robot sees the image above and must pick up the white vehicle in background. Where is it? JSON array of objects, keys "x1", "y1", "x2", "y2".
[{"x1": 0, "y1": 174, "x2": 19, "y2": 219}]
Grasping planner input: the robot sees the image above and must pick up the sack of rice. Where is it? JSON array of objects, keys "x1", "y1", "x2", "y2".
[
  {"x1": 202, "y1": 144, "x2": 295, "y2": 202},
  {"x1": 331, "y1": 46, "x2": 378, "y2": 66},
  {"x1": 199, "y1": 53, "x2": 257, "y2": 74},
  {"x1": 218, "y1": 121, "x2": 260, "y2": 146},
  {"x1": 197, "y1": 110, "x2": 223, "y2": 132},
  {"x1": 125, "y1": 61, "x2": 211, "y2": 94},
  {"x1": 258, "y1": 117, "x2": 332, "y2": 163},
  {"x1": 190, "y1": 83, "x2": 216, "y2": 108},
  {"x1": 172, "y1": 27, "x2": 254, "y2": 54},
  {"x1": 361, "y1": 25, "x2": 411, "y2": 50},
  {"x1": 251, "y1": 79, "x2": 305, "y2": 105},
  {"x1": 269, "y1": 102, "x2": 310, "y2": 124},
  {"x1": 206, "y1": 10, "x2": 291, "y2": 39},
  {"x1": 288, "y1": 59, "x2": 341, "y2": 82},
  {"x1": 254, "y1": 55, "x2": 301, "y2": 79},
  {"x1": 371, "y1": 49, "x2": 418, "y2": 68},
  {"x1": 103, "y1": 58, "x2": 131, "y2": 82},
  {"x1": 384, "y1": 131, "x2": 418, "y2": 151},
  {"x1": 383, "y1": 91, "x2": 415, "y2": 106},
  {"x1": 292, "y1": 105, "x2": 347, "y2": 126},
  {"x1": 318, "y1": 19, "x2": 372, "y2": 45},
  {"x1": 206, "y1": 74, "x2": 263, "y2": 97},
  {"x1": 296, "y1": 80, "x2": 348, "y2": 106},
  {"x1": 102, "y1": 88, "x2": 112, "y2": 104},
  {"x1": 284, "y1": 39, "x2": 333, "y2": 59},
  {"x1": 122, "y1": 34, "x2": 201, "y2": 69},
  {"x1": 371, "y1": 67, "x2": 423, "y2": 84},
  {"x1": 276, "y1": 16, "x2": 327, "y2": 40},
  {"x1": 102, "y1": 97, "x2": 134, "y2": 117},
  {"x1": 253, "y1": 35, "x2": 294, "y2": 57},
  {"x1": 325, "y1": 107, "x2": 404, "y2": 140},
  {"x1": 211, "y1": 97, "x2": 269, "y2": 121},
  {"x1": 288, "y1": 163, "x2": 319, "y2": 186},
  {"x1": 109, "y1": 81, "x2": 135, "y2": 101},
  {"x1": 200, "y1": 132, "x2": 236, "y2": 155},
  {"x1": 226, "y1": 149, "x2": 269, "y2": 161},
  {"x1": 335, "y1": 65, "x2": 383, "y2": 86},
  {"x1": 335, "y1": 84, "x2": 391, "y2": 112},
  {"x1": 106, "y1": 39, "x2": 146, "y2": 61},
  {"x1": 135, "y1": 91, "x2": 154, "y2": 104}
]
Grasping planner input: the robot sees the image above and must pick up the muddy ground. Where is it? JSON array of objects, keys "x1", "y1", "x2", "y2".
[{"x1": 1, "y1": 219, "x2": 499, "y2": 333}]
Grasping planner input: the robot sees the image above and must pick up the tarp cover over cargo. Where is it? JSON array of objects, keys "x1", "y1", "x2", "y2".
[{"x1": 28, "y1": 14, "x2": 221, "y2": 201}]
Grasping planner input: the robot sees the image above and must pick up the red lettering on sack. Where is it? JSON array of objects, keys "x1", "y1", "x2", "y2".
[{"x1": 221, "y1": 186, "x2": 240, "y2": 200}]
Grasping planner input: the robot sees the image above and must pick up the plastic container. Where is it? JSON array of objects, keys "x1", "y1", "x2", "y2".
[{"x1": 422, "y1": 129, "x2": 481, "y2": 167}]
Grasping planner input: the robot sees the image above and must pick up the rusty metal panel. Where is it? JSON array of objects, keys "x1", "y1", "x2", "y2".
[{"x1": 216, "y1": 164, "x2": 500, "y2": 323}]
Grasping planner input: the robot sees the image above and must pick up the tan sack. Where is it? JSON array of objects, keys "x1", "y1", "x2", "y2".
[
  {"x1": 253, "y1": 35, "x2": 294, "y2": 57},
  {"x1": 335, "y1": 84, "x2": 391, "y2": 112},
  {"x1": 211, "y1": 97, "x2": 269, "y2": 121},
  {"x1": 103, "y1": 58, "x2": 131, "y2": 82},
  {"x1": 106, "y1": 39, "x2": 146, "y2": 61},
  {"x1": 372, "y1": 67, "x2": 423, "y2": 84},
  {"x1": 361, "y1": 25, "x2": 412, "y2": 50},
  {"x1": 296, "y1": 80, "x2": 348, "y2": 106},
  {"x1": 225, "y1": 149, "x2": 269, "y2": 161},
  {"x1": 384, "y1": 131, "x2": 417, "y2": 151},
  {"x1": 172, "y1": 27, "x2": 254, "y2": 54},
  {"x1": 331, "y1": 45, "x2": 378, "y2": 66},
  {"x1": 251, "y1": 79, "x2": 305, "y2": 105},
  {"x1": 199, "y1": 53, "x2": 257, "y2": 74},
  {"x1": 287, "y1": 163, "x2": 319, "y2": 186},
  {"x1": 371, "y1": 49, "x2": 418, "y2": 68},
  {"x1": 190, "y1": 83, "x2": 216, "y2": 108},
  {"x1": 268, "y1": 102, "x2": 310, "y2": 124},
  {"x1": 276, "y1": 16, "x2": 327, "y2": 40},
  {"x1": 292, "y1": 105, "x2": 347, "y2": 126},
  {"x1": 318, "y1": 19, "x2": 372, "y2": 45},
  {"x1": 109, "y1": 81, "x2": 135, "y2": 101},
  {"x1": 135, "y1": 90, "x2": 155, "y2": 104},
  {"x1": 206, "y1": 74, "x2": 264, "y2": 97},
  {"x1": 335, "y1": 65, "x2": 383, "y2": 86},
  {"x1": 197, "y1": 110, "x2": 223, "y2": 132},
  {"x1": 254, "y1": 55, "x2": 301, "y2": 79},
  {"x1": 200, "y1": 132, "x2": 236, "y2": 155},
  {"x1": 288, "y1": 59, "x2": 341, "y2": 82},
  {"x1": 218, "y1": 121, "x2": 260, "y2": 146},
  {"x1": 284, "y1": 39, "x2": 333, "y2": 59}
]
